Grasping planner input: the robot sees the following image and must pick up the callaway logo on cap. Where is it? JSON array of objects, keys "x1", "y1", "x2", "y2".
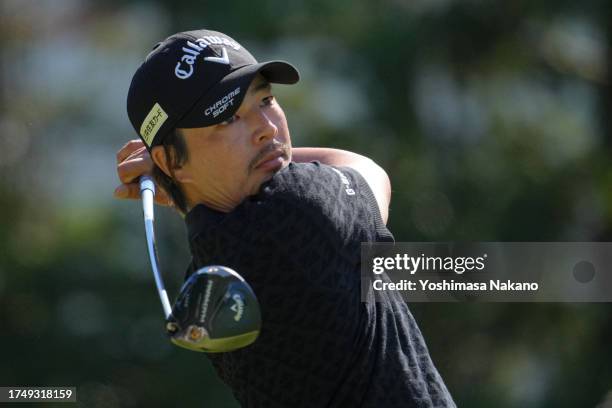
[{"x1": 127, "y1": 29, "x2": 300, "y2": 149}]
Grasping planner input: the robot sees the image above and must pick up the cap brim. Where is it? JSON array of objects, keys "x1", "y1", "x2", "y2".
[
  {"x1": 255, "y1": 60, "x2": 300, "y2": 85},
  {"x1": 178, "y1": 61, "x2": 299, "y2": 128}
]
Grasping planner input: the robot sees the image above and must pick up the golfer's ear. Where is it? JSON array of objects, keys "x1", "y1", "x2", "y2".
[
  {"x1": 151, "y1": 146, "x2": 173, "y2": 178},
  {"x1": 151, "y1": 145, "x2": 194, "y2": 184}
]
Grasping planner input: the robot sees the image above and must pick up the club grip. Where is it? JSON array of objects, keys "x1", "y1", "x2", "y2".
[
  {"x1": 140, "y1": 176, "x2": 155, "y2": 222},
  {"x1": 140, "y1": 175, "x2": 156, "y2": 194}
]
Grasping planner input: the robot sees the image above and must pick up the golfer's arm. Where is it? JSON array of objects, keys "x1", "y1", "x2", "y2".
[{"x1": 292, "y1": 147, "x2": 391, "y2": 224}]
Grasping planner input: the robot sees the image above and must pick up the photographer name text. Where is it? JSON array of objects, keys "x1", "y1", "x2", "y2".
[{"x1": 372, "y1": 279, "x2": 539, "y2": 292}]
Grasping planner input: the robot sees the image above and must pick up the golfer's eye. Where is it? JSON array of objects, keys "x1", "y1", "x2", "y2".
[
  {"x1": 219, "y1": 115, "x2": 239, "y2": 126},
  {"x1": 262, "y1": 96, "x2": 274, "y2": 106}
]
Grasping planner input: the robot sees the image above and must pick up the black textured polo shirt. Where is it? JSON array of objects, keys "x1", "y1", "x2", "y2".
[{"x1": 184, "y1": 162, "x2": 455, "y2": 407}]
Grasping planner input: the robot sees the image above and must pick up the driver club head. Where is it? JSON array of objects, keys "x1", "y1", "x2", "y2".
[{"x1": 165, "y1": 266, "x2": 261, "y2": 353}]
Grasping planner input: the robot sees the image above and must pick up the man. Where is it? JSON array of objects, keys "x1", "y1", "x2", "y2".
[{"x1": 115, "y1": 28, "x2": 455, "y2": 407}]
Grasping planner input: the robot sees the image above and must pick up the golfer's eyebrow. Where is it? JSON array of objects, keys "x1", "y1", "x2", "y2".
[{"x1": 249, "y1": 79, "x2": 271, "y2": 96}]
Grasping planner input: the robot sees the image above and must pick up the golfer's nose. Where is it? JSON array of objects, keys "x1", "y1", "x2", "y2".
[{"x1": 251, "y1": 110, "x2": 278, "y2": 145}]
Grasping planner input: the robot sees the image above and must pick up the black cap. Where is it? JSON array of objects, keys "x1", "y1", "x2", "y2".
[{"x1": 127, "y1": 29, "x2": 300, "y2": 149}]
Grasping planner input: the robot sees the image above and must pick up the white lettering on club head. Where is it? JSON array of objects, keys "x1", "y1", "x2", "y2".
[
  {"x1": 230, "y1": 293, "x2": 244, "y2": 322},
  {"x1": 199, "y1": 280, "x2": 214, "y2": 324}
]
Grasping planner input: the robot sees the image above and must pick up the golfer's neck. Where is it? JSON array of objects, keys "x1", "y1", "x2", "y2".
[{"x1": 183, "y1": 184, "x2": 242, "y2": 214}]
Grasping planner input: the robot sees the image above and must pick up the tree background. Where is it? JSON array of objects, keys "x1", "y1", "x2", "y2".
[{"x1": 1, "y1": 0, "x2": 611, "y2": 406}]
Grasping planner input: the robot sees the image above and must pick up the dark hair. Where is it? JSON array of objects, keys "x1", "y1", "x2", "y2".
[{"x1": 152, "y1": 128, "x2": 190, "y2": 214}]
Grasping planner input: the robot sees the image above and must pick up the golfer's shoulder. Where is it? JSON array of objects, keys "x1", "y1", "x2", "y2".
[
  {"x1": 277, "y1": 160, "x2": 325, "y2": 181},
  {"x1": 272, "y1": 161, "x2": 360, "y2": 186},
  {"x1": 267, "y1": 161, "x2": 369, "y2": 201}
]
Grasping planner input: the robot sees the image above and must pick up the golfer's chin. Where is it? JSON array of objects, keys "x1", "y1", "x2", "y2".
[{"x1": 249, "y1": 158, "x2": 288, "y2": 194}]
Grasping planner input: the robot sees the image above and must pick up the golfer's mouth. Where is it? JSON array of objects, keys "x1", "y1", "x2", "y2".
[{"x1": 253, "y1": 149, "x2": 288, "y2": 172}]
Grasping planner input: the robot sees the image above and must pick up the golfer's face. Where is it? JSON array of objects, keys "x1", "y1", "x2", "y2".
[{"x1": 178, "y1": 74, "x2": 292, "y2": 205}]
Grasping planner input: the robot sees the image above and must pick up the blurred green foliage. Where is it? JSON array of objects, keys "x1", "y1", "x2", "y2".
[{"x1": 1, "y1": 0, "x2": 611, "y2": 407}]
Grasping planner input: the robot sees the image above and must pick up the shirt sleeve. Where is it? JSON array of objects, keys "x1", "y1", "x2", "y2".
[
  {"x1": 334, "y1": 164, "x2": 395, "y2": 243},
  {"x1": 260, "y1": 161, "x2": 393, "y2": 245}
]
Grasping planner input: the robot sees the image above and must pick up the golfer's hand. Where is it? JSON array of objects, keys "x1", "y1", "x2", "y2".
[{"x1": 114, "y1": 139, "x2": 173, "y2": 206}]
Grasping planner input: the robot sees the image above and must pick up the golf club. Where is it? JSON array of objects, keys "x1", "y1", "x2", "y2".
[{"x1": 139, "y1": 175, "x2": 261, "y2": 352}]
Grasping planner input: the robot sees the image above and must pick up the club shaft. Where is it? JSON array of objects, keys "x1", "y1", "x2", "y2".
[{"x1": 140, "y1": 176, "x2": 173, "y2": 319}]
